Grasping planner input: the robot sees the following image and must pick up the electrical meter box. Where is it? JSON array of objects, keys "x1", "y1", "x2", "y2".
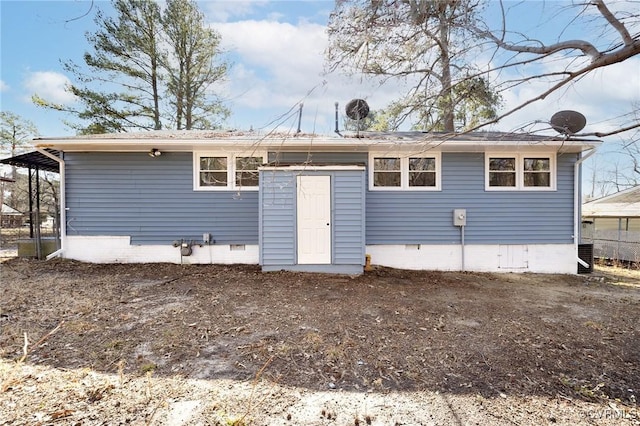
[{"x1": 453, "y1": 209, "x2": 467, "y2": 226}]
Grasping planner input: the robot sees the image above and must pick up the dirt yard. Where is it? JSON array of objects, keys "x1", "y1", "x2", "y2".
[{"x1": 1, "y1": 259, "x2": 639, "y2": 425}]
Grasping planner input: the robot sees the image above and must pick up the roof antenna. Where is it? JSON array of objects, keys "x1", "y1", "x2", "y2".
[
  {"x1": 345, "y1": 98, "x2": 370, "y2": 138},
  {"x1": 550, "y1": 110, "x2": 586, "y2": 136},
  {"x1": 334, "y1": 102, "x2": 342, "y2": 137},
  {"x1": 296, "y1": 103, "x2": 304, "y2": 134}
]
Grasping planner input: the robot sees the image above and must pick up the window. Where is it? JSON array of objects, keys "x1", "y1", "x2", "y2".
[
  {"x1": 523, "y1": 157, "x2": 551, "y2": 187},
  {"x1": 485, "y1": 154, "x2": 555, "y2": 191},
  {"x1": 373, "y1": 158, "x2": 401, "y2": 187},
  {"x1": 235, "y1": 156, "x2": 263, "y2": 188},
  {"x1": 199, "y1": 156, "x2": 227, "y2": 187},
  {"x1": 409, "y1": 157, "x2": 437, "y2": 187},
  {"x1": 369, "y1": 153, "x2": 441, "y2": 190},
  {"x1": 195, "y1": 152, "x2": 265, "y2": 190},
  {"x1": 488, "y1": 157, "x2": 516, "y2": 187}
]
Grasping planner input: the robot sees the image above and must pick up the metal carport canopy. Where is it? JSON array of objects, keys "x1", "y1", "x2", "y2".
[{"x1": 0, "y1": 149, "x2": 61, "y2": 173}]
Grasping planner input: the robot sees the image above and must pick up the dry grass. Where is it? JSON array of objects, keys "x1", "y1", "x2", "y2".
[{"x1": 1, "y1": 259, "x2": 639, "y2": 425}]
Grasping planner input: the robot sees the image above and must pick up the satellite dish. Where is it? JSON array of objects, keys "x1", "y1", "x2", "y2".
[
  {"x1": 550, "y1": 110, "x2": 586, "y2": 134},
  {"x1": 345, "y1": 99, "x2": 370, "y2": 120}
]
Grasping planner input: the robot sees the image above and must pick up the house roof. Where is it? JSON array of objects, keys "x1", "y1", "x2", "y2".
[
  {"x1": 32, "y1": 130, "x2": 600, "y2": 154},
  {"x1": 1, "y1": 204, "x2": 21, "y2": 214},
  {"x1": 0, "y1": 149, "x2": 61, "y2": 173},
  {"x1": 583, "y1": 186, "x2": 640, "y2": 217}
]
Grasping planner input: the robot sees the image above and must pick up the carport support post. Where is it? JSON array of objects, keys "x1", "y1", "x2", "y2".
[
  {"x1": 36, "y1": 165, "x2": 41, "y2": 220},
  {"x1": 35, "y1": 165, "x2": 42, "y2": 260},
  {"x1": 34, "y1": 206, "x2": 42, "y2": 260},
  {"x1": 28, "y1": 166, "x2": 33, "y2": 239}
]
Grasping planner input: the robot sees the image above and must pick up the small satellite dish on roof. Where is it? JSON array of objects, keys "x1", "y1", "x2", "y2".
[
  {"x1": 550, "y1": 110, "x2": 586, "y2": 134},
  {"x1": 345, "y1": 99, "x2": 370, "y2": 121}
]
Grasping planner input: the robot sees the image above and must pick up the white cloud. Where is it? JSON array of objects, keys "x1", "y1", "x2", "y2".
[
  {"x1": 0, "y1": 80, "x2": 8, "y2": 92},
  {"x1": 23, "y1": 71, "x2": 76, "y2": 105},
  {"x1": 218, "y1": 20, "x2": 326, "y2": 80},
  {"x1": 216, "y1": 20, "x2": 330, "y2": 126},
  {"x1": 215, "y1": 19, "x2": 409, "y2": 131}
]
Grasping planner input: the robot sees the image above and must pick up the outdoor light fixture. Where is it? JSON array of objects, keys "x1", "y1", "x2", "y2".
[{"x1": 148, "y1": 148, "x2": 161, "y2": 157}]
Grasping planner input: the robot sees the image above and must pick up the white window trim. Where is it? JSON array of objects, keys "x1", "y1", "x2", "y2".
[
  {"x1": 194, "y1": 151, "x2": 267, "y2": 191},
  {"x1": 484, "y1": 153, "x2": 556, "y2": 191},
  {"x1": 368, "y1": 152, "x2": 442, "y2": 191}
]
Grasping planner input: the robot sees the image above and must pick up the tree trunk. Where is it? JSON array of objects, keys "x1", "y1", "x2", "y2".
[
  {"x1": 439, "y1": 5, "x2": 455, "y2": 132},
  {"x1": 151, "y1": 55, "x2": 161, "y2": 130}
]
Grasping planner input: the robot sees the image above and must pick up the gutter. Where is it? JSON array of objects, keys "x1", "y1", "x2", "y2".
[
  {"x1": 36, "y1": 148, "x2": 65, "y2": 259},
  {"x1": 574, "y1": 147, "x2": 598, "y2": 270}
]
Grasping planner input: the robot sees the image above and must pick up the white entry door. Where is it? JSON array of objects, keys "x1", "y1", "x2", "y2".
[{"x1": 297, "y1": 175, "x2": 331, "y2": 264}]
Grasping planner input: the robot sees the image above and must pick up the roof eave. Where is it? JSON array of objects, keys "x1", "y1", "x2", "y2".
[{"x1": 33, "y1": 136, "x2": 601, "y2": 154}]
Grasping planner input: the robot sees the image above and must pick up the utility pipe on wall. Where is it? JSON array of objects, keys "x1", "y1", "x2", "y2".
[{"x1": 460, "y1": 225, "x2": 465, "y2": 271}]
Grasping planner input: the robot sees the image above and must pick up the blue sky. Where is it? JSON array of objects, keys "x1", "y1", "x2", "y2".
[{"x1": 1, "y1": 1, "x2": 639, "y2": 194}]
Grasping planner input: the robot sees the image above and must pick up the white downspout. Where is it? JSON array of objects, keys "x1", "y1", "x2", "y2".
[
  {"x1": 574, "y1": 148, "x2": 598, "y2": 270},
  {"x1": 36, "y1": 148, "x2": 65, "y2": 259}
]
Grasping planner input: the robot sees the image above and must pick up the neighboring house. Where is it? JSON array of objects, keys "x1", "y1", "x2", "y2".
[
  {"x1": 32, "y1": 130, "x2": 600, "y2": 274},
  {"x1": 582, "y1": 186, "x2": 640, "y2": 263},
  {"x1": 1, "y1": 203, "x2": 23, "y2": 228}
]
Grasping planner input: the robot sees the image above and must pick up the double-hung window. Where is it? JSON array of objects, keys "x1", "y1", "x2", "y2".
[
  {"x1": 195, "y1": 152, "x2": 266, "y2": 190},
  {"x1": 369, "y1": 153, "x2": 441, "y2": 190},
  {"x1": 234, "y1": 156, "x2": 262, "y2": 188},
  {"x1": 373, "y1": 157, "x2": 401, "y2": 187},
  {"x1": 485, "y1": 153, "x2": 555, "y2": 191},
  {"x1": 198, "y1": 156, "x2": 228, "y2": 187}
]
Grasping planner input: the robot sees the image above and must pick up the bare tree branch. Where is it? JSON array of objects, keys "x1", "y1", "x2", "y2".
[
  {"x1": 479, "y1": 30, "x2": 601, "y2": 60},
  {"x1": 470, "y1": 0, "x2": 640, "y2": 135},
  {"x1": 579, "y1": 121, "x2": 640, "y2": 138},
  {"x1": 594, "y1": 0, "x2": 634, "y2": 46}
]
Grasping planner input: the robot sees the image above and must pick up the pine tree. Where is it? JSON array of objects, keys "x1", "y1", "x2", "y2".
[
  {"x1": 34, "y1": 0, "x2": 229, "y2": 134},
  {"x1": 162, "y1": 0, "x2": 229, "y2": 130}
]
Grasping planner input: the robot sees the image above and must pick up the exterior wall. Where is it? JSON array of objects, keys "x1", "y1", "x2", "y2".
[
  {"x1": 259, "y1": 170, "x2": 296, "y2": 265},
  {"x1": 366, "y1": 244, "x2": 577, "y2": 274},
  {"x1": 333, "y1": 171, "x2": 367, "y2": 265},
  {"x1": 62, "y1": 150, "x2": 579, "y2": 273},
  {"x1": 366, "y1": 152, "x2": 577, "y2": 244},
  {"x1": 276, "y1": 151, "x2": 577, "y2": 245},
  {"x1": 64, "y1": 152, "x2": 258, "y2": 245},
  {"x1": 64, "y1": 236, "x2": 258, "y2": 264},
  {"x1": 259, "y1": 168, "x2": 365, "y2": 272}
]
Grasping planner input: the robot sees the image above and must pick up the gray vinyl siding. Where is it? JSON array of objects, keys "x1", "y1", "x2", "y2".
[
  {"x1": 366, "y1": 152, "x2": 577, "y2": 244},
  {"x1": 333, "y1": 171, "x2": 366, "y2": 264},
  {"x1": 259, "y1": 171, "x2": 296, "y2": 265},
  {"x1": 259, "y1": 169, "x2": 366, "y2": 267},
  {"x1": 65, "y1": 150, "x2": 577, "y2": 250},
  {"x1": 64, "y1": 152, "x2": 258, "y2": 245}
]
